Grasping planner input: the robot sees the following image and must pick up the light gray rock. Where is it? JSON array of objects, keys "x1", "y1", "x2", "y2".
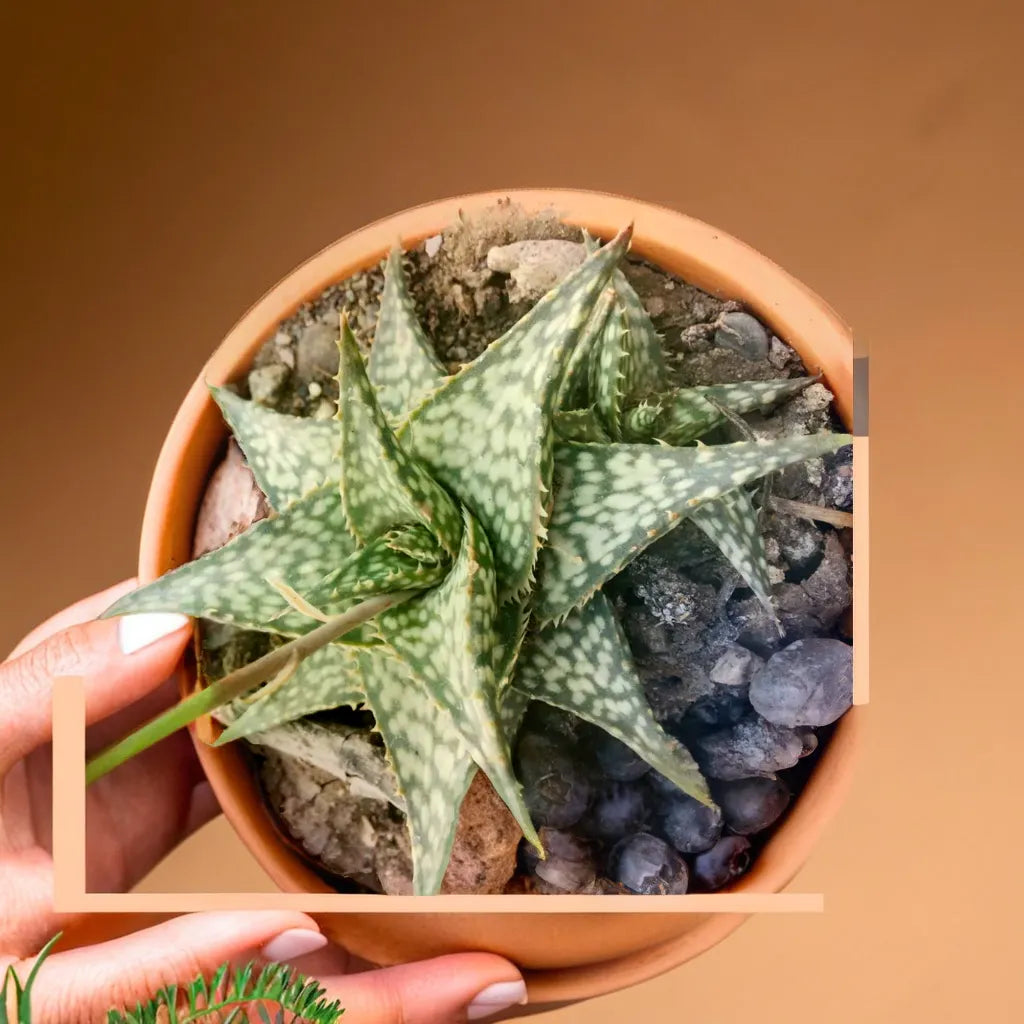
[
  {"x1": 486, "y1": 239, "x2": 586, "y2": 301},
  {"x1": 749, "y1": 637, "x2": 853, "y2": 727},
  {"x1": 713, "y1": 311, "x2": 770, "y2": 361}
]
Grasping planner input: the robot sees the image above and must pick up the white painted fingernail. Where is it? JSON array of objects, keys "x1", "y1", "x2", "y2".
[
  {"x1": 260, "y1": 928, "x2": 328, "y2": 962},
  {"x1": 467, "y1": 979, "x2": 528, "y2": 1020},
  {"x1": 117, "y1": 613, "x2": 191, "y2": 655}
]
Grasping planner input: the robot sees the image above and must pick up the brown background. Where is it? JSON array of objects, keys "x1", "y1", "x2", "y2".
[{"x1": 2, "y1": 1, "x2": 1022, "y2": 1019}]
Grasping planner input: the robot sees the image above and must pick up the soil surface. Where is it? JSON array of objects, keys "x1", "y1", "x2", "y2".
[{"x1": 195, "y1": 200, "x2": 853, "y2": 895}]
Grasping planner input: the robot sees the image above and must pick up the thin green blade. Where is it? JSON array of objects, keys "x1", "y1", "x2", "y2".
[
  {"x1": 534, "y1": 431, "x2": 852, "y2": 624},
  {"x1": 367, "y1": 246, "x2": 446, "y2": 423},
  {"x1": 515, "y1": 592, "x2": 712, "y2": 804},
  {"x1": 210, "y1": 385, "x2": 340, "y2": 509},
  {"x1": 398, "y1": 228, "x2": 633, "y2": 598},
  {"x1": 336, "y1": 316, "x2": 462, "y2": 555}
]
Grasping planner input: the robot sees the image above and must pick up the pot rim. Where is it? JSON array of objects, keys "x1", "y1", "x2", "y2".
[{"x1": 137, "y1": 188, "x2": 860, "y2": 1007}]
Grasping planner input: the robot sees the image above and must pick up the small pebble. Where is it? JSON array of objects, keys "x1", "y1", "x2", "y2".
[
  {"x1": 657, "y1": 791, "x2": 723, "y2": 854},
  {"x1": 424, "y1": 234, "x2": 443, "y2": 257},
  {"x1": 696, "y1": 714, "x2": 806, "y2": 780},
  {"x1": 749, "y1": 638, "x2": 853, "y2": 728},
  {"x1": 713, "y1": 311, "x2": 770, "y2": 361},
  {"x1": 713, "y1": 777, "x2": 791, "y2": 835},
  {"x1": 248, "y1": 364, "x2": 291, "y2": 406},
  {"x1": 607, "y1": 833, "x2": 688, "y2": 895},
  {"x1": 307, "y1": 381, "x2": 323, "y2": 399},
  {"x1": 691, "y1": 835, "x2": 752, "y2": 891},
  {"x1": 296, "y1": 323, "x2": 340, "y2": 379},
  {"x1": 709, "y1": 646, "x2": 764, "y2": 689}
]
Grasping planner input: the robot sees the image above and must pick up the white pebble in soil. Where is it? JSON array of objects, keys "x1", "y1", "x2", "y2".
[{"x1": 486, "y1": 239, "x2": 586, "y2": 302}]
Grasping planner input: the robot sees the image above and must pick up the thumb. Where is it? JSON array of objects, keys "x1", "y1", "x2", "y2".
[
  {"x1": 318, "y1": 952, "x2": 528, "y2": 1024},
  {"x1": 10, "y1": 911, "x2": 327, "y2": 1023}
]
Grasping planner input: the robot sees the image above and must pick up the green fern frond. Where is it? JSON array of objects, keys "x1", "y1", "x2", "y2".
[{"x1": 106, "y1": 958, "x2": 344, "y2": 1023}]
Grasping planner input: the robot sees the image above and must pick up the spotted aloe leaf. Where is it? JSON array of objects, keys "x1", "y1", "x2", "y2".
[
  {"x1": 210, "y1": 385, "x2": 339, "y2": 509},
  {"x1": 214, "y1": 643, "x2": 365, "y2": 743},
  {"x1": 376, "y1": 507, "x2": 540, "y2": 850},
  {"x1": 583, "y1": 231, "x2": 666, "y2": 410},
  {"x1": 367, "y1": 247, "x2": 447, "y2": 424},
  {"x1": 620, "y1": 399, "x2": 665, "y2": 442},
  {"x1": 655, "y1": 377, "x2": 817, "y2": 446},
  {"x1": 690, "y1": 484, "x2": 773, "y2": 607},
  {"x1": 304, "y1": 523, "x2": 448, "y2": 612},
  {"x1": 515, "y1": 592, "x2": 711, "y2": 804},
  {"x1": 554, "y1": 407, "x2": 612, "y2": 443},
  {"x1": 555, "y1": 285, "x2": 615, "y2": 411},
  {"x1": 590, "y1": 303, "x2": 631, "y2": 439},
  {"x1": 357, "y1": 647, "x2": 477, "y2": 895},
  {"x1": 398, "y1": 228, "x2": 632, "y2": 598},
  {"x1": 533, "y1": 431, "x2": 852, "y2": 624},
  {"x1": 102, "y1": 486, "x2": 356, "y2": 636},
  {"x1": 336, "y1": 316, "x2": 462, "y2": 556}
]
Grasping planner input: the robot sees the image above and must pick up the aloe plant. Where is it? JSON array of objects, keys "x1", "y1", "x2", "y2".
[{"x1": 88, "y1": 226, "x2": 851, "y2": 894}]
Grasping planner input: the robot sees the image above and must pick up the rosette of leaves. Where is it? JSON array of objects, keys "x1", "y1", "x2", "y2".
[{"x1": 92, "y1": 227, "x2": 851, "y2": 894}]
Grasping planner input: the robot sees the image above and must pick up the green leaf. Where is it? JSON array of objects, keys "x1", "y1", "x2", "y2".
[
  {"x1": 655, "y1": 377, "x2": 817, "y2": 446},
  {"x1": 590, "y1": 302, "x2": 631, "y2": 438},
  {"x1": 336, "y1": 315, "x2": 462, "y2": 555},
  {"x1": 515, "y1": 592, "x2": 712, "y2": 804},
  {"x1": 210, "y1": 385, "x2": 339, "y2": 509},
  {"x1": 691, "y1": 484, "x2": 774, "y2": 606},
  {"x1": 584, "y1": 230, "x2": 666, "y2": 412},
  {"x1": 554, "y1": 407, "x2": 612, "y2": 443},
  {"x1": 305, "y1": 523, "x2": 449, "y2": 610},
  {"x1": 102, "y1": 485, "x2": 357, "y2": 636},
  {"x1": 367, "y1": 246, "x2": 446, "y2": 423},
  {"x1": 533, "y1": 431, "x2": 852, "y2": 624},
  {"x1": 376, "y1": 507, "x2": 540, "y2": 850},
  {"x1": 610, "y1": 264, "x2": 666, "y2": 402},
  {"x1": 399, "y1": 228, "x2": 633, "y2": 598},
  {"x1": 357, "y1": 648, "x2": 477, "y2": 895},
  {"x1": 555, "y1": 284, "x2": 616, "y2": 410},
  {"x1": 214, "y1": 643, "x2": 365, "y2": 743},
  {"x1": 620, "y1": 398, "x2": 665, "y2": 441}
]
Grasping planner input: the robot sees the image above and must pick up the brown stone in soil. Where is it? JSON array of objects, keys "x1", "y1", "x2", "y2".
[
  {"x1": 192, "y1": 440, "x2": 269, "y2": 558},
  {"x1": 440, "y1": 771, "x2": 521, "y2": 894}
]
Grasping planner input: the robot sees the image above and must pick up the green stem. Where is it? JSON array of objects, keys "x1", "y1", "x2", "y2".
[{"x1": 86, "y1": 591, "x2": 414, "y2": 786}]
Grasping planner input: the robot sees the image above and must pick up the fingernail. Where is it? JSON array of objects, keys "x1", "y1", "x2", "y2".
[
  {"x1": 467, "y1": 979, "x2": 528, "y2": 1020},
  {"x1": 260, "y1": 928, "x2": 328, "y2": 963},
  {"x1": 117, "y1": 612, "x2": 191, "y2": 655}
]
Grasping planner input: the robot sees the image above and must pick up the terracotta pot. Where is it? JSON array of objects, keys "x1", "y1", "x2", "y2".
[{"x1": 138, "y1": 190, "x2": 859, "y2": 1012}]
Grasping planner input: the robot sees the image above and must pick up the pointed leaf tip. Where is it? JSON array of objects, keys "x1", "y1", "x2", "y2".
[
  {"x1": 336, "y1": 316, "x2": 461, "y2": 554},
  {"x1": 399, "y1": 230, "x2": 629, "y2": 597}
]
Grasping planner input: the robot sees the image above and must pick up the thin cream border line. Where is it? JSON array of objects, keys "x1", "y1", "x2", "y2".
[
  {"x1": 853, "y1": 436, "x2": 868, "y2": 704},
  {"x1": 53, "y1": 678, "x2": 823, "y2": 914}
]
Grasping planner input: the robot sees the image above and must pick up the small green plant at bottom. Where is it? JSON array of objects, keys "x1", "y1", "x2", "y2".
[{"x1": 0, "y1": 932, "x2": 343, "y2": 1024}]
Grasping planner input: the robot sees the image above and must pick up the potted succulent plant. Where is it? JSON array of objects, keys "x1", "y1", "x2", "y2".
[{"x1": 87, "y1": 190, "x2": 859, "y2": 1009}]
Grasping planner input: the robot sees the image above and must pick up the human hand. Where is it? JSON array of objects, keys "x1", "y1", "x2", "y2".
[{"x1": 1, "y1": 582, "x2": 528, "y2": 1022}]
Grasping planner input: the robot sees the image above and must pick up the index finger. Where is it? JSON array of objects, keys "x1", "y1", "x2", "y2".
[{"x1": 5, "y1": 580, "x2": 138, "y2": 662}]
